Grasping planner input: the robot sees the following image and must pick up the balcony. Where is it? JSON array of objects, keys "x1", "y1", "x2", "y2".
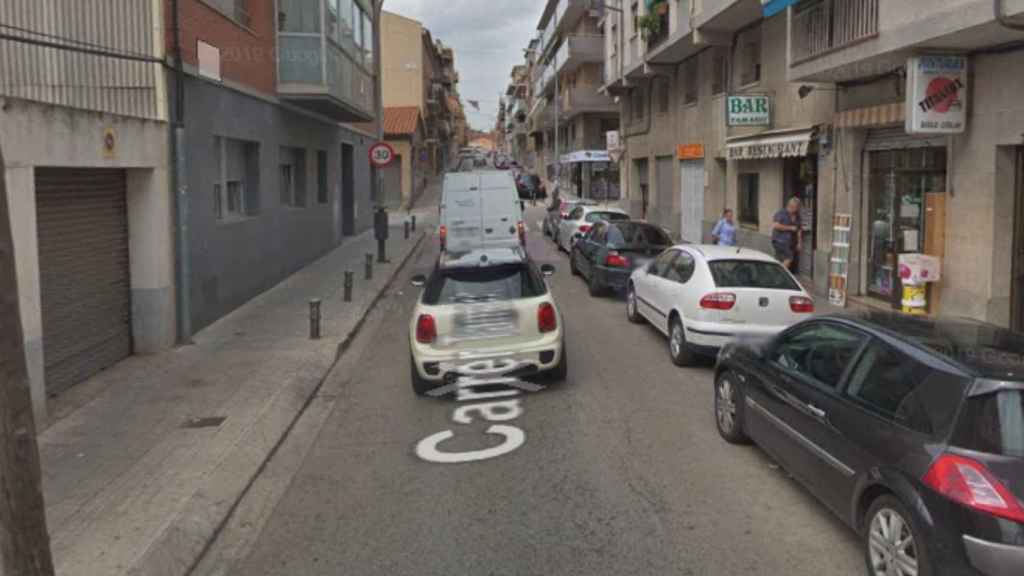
[
  {"x1": 791, "y1": 0, "x2": 879, "y2": 64},
  {"x1": 560, "y1": 86, "x2": 617, "y2": 117},
  {"x1": 540, "y1": 0, "x2": 593, "y2": 55},
  {"x1": 555, "y1": 34, "x2": 605, "y2": 74},
  {"x1": 692, "y1": 0, "x2": 762, "y2": 32},
  {"x1": 277, "y1": 0, "x2": 375, "y2": 122}
]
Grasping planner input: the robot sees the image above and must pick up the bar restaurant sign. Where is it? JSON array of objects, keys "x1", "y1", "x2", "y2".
[
  {"x1": 906, "y1": 55, "x2": 968, "y2": 134},
  {"x1": 726, "y1": 94, "x2": 772, "y2": 127}
]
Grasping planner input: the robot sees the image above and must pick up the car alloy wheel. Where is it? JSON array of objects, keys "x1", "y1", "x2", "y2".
[
  {"x1": 867, "y1": 507, "x2": 919, "y2": 576},
  {"x1": 670, "y1": 324, "x2": 683, "y2": 358},
  {"x1": 716, "y1": 379, "x2": 736, "y2": 433},
  {"x1": 669, "y1": 319, "x2": 695, "y2": 366},
  {"x1": 627, "y1": 287, "x2": 642, "y2": 323}
]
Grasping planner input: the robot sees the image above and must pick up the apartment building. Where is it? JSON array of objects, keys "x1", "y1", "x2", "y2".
[
  {"x1": 0, "y1": 0, "x2": 173, "y2": 423},
  {"x1": 785, "y1": 0, "x2": 1024, "y2": 329},
  {"x1": 380, "y1": 12, "x2": 459, "y2": 205},
  {"x1": 173, "y1": 0, "x2": 379, "y2": 332},
  {"x1": 529, "y1": 0, "x2": 621, "y2": 200},
  {"x1": 505, "y1": 65, "x2": 531, "y2": 164}
]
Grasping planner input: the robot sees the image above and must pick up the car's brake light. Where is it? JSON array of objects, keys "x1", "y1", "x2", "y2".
[
  {"x1": 700, "y1": 293, "x2": 736, "y2": 310},
  {"x1": 537, "y1": 303, "x2": 557, "y2": 333},
  {"x1": 439, "y1": 225, "x2": 447, "y2": 251},
  {"x1": 578, "y1": 224, "x2": 591, "y2": 234},
  {"x1": 922, "y1": 453, "x2": 1024, "y2": 523},
  {"x1": 415, "y1": 314, "x2": 437, "y2": 344},
  {"x1": 789, "y1": 296, "x2": 815, "y2": 313},
  {"x1": 605, "y1": 251, "x2": 630, "y2": 268}
]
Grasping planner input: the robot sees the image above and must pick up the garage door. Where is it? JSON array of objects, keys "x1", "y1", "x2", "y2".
[
  {"x1": 36, "y1": 168, "x2": 132, "y2": 396},
  {"x1": 383, "y1": 156, "x2": 403, "y2": 208},
  {"x1": 679, "y1": 160, "x2": 704, "y2": 244},
  {"x1": 655, "y1": 156, "x2": 674, "y2": 233}
]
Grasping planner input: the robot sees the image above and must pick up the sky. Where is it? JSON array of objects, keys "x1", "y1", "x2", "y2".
[{"x1": 383, "y1": 0, "x2": 547, "y2": 131}]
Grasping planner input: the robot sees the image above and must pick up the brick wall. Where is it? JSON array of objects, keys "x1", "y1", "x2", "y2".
[{"x1": 166, "y1": 0, "x2": 276, "y2": 95}]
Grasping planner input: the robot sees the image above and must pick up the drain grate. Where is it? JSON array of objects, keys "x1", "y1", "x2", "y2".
[{"x1": 181, "y1": 416, "x2": 227, "y2": 429}]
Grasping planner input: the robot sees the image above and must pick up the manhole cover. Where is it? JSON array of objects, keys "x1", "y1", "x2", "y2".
[{"x1": 181, "y1": 416, "x2": 227, "y2": 429}]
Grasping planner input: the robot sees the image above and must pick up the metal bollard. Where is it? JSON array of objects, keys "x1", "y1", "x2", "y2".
[
  {"x1": 365, "y1": 253, "x2": 374, "y2": 280},
  {"x1": 411, "y1": 215, "x2": 417, "y2": 231},
  {"x1": 344, "y1": 270, "x2": 353, "y2": 302},
  {"x1": 404, "y1": 220, "x2": 410, "y2": 239},
  {"x1": 309, "y1": 299, "x2": 322, "y2": 340},
  {"x1": 377, "y1": 238, "x2": 387, "y2": 264}
]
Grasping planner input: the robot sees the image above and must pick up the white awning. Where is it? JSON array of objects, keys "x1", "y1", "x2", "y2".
[{"x1": 726, "y1": 127, "x2": 816, "y2": 160}]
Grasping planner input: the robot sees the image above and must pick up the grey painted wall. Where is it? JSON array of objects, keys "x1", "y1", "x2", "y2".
[{"x1": 180, "y1": 76, "x2": 374, "y2": 331}]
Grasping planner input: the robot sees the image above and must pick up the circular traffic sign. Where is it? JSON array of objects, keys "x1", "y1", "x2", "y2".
[{"x1": 369, "y1": 142, "x2": 396, "y2": 168}]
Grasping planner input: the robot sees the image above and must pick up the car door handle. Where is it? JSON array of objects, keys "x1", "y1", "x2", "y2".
[{"x1": 806, "y1": 403, "x2": 827, "y2": 420}]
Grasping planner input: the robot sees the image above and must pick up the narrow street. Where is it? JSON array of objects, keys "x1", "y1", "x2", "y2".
[{"x1": 214, "y1": 205, "x2": 864, "y2": 576}]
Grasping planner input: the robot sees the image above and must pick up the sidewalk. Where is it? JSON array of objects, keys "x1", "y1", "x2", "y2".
[{"x1": 38, "y1": 220, "x2": 431, "y2": 576}]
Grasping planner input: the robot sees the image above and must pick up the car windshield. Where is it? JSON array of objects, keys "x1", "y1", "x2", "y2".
[
  {"x1": 606, "y1": 223, "x2": 672, "y2": 248},
  {"x1": 709, "y1": 260, "x2": 801, "y2": 291},
  {"x1": 954, "y1": 389, "x2": 1024, "y2": 458},
  {"x1": 422, "y1": 264, "x2": 546, "y2": 305}
]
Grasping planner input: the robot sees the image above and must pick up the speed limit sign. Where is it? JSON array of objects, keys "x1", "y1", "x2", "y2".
[{"x1": 368, "y1": 142, "x2": 396, "y2": 168}]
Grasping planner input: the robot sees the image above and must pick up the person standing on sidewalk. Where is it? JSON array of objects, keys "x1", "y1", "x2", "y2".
[
  {"x1": 711, "y1": 209, "x2": 737, "y2": 247},
  {"x1": 772, "y1": 197, "x2": 802, "y2": 273}
]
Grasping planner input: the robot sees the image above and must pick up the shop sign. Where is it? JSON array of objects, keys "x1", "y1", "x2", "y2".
[
  {"x1": 726, "y1": 95, "x2": 772, "y2": 127},
  {"x1": 906, "y1": 55, "x2": 968, "y2": 134},
  {"x1": 606, "y1": 130, "x2": 623, "y2": 163},
  {"x1": 561, "y1": 150, "x2": 610, "y2": 163},
  {"x1": 727, "y1": 138, "x2": 809, "y2": 160},
  {"x1": 677, "y1": 144, "x2": 705, "y2": 160}
]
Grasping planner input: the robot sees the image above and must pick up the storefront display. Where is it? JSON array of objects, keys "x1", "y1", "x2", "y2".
[{"x1": 559, "y1": 150, "x2": 620, "y2": 200}]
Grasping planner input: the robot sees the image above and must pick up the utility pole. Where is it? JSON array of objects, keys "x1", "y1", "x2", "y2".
[
  {"x1": 374, "y1": 0, "x2": 386, "y2": 207},
  {"x1": 0, "y1": 146, "x2": 55, "y2": 576},
  {"x1": 553, "y1": 38, "x2": 560, "y2": 195}
]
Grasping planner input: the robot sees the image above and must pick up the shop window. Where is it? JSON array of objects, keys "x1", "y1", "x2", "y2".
[
  {"x1": 213, "y1": 136, "x2": 260, "y2": 220},
  {"x1": 682, "y1": 57, "x2": 698, "y2": 105},
  {"x1": 737, "y1": 25, "x2": 762, "y2": 87},
  {"x1": 738, "y1": 173, "x2": 760, "y2": 226},
  {"x1": 711, "y1": 48, "x2": 728, "y2": 95}
]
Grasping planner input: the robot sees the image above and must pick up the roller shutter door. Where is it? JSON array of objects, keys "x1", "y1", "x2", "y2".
[
  {"x1": 865, "y1": 127, "x2": 947, "y2": 151},
  {"x1": 36, "y1": 168, "x2": 131, "y2": 396}
]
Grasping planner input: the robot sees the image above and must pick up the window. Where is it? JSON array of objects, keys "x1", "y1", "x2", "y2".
[
  {"x1": 317, "y1": 150, "x2": 329, "y2": 204},
  {"x1": 205, "y1": 0, "x2": 251, "y2": 27},
  {"x1": 280, "y1": 146, "x2": 307, "y2": 207},
  {"x1": 569, "y1": 206, "x2": 584, "y2": 220},
  {"x1": 655, "y1": 76, "x2": 670, "y2": 114},
  {"x1": 362, "y1": 10, "x2": 373, "y2": 67},
  {"x1": 711, "y1": 49, "x2": 728, "y2": 95},
  {"x1": 737, "y1": 25, "x2": 762, "y2": 86},
  {"x1": 610, "y1": 23, "x2": 618, "y2": 58},
  {"x1": 585, "y1": 211, "x2": 629, "y2": 223},
  {"x1": 213, "y1": 136, "x2": 259, "y2": 220},
  {"x1": 845, "y1": 343, "x2": 966, "y2": 435},
  {"x1": 631, "y1": 85, "x2": 645, "y2": 120},
  {"x1": 682, "y1": 57, "x2": 698, "y2": 105},
  {"x1": 339, "y1": 0, "x2": 355, "y2": 48},
  {"x1": 326, "y1": 0, "x2": 339, "y2": 41},
  {"x1": 631, "y1": 2, "x2": 639, "y2": 37},
  {"x1": 423, "y1": 264, "x2": 547, "y2": 305},
  {"x1": 590, "y1": 222, "x2": 608, "y2": 244},
  {"x1": 279, "y1": 0, "x2": 320, "y2": 33},
  {"x1": 664, "y1": 251, "x2": 696, "y2": 284},
  {"x1": 953, "y1": 390, "x2": 1024, "y2": 457},
  {"x1": 651, "y1": 249, "x2": 678, "y2": 277},
  {"x1": 708, "y1": 261, "x2": 801, "y2": 291},
  {"x1": 772, "y1": 323, "x2": 866, "y2": 390},
  {"x1": 738, "y1": 173, "x2": 759, "y2": 226}
]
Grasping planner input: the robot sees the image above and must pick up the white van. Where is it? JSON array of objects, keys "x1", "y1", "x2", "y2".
[{"x1": 440, "y1": 172, "x2": 524, "y2": 253}]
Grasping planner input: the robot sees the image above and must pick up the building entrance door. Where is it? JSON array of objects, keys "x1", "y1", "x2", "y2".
[{"x1": 341, "y1": 143, "x2": 355, "y2": 236}]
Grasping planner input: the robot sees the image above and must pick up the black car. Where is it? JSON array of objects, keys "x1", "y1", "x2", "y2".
[
  {"x1": 714, "y1": 311, "x2": 1024, "y2": 576},
  {"x1": 515, "y1": 174, "x2": 546, "y2": 200},
  {"x1": 570, "y1": 221, "x2": 673, "y2": 296}
]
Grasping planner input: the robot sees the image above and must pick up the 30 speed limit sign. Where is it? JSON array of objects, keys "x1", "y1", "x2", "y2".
[{"x1": 368, "y1": 142, "x2": 396, "y2": 168}]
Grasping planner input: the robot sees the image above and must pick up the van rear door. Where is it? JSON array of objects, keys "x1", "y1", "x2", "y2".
[
  {"x1": 479, "y1": 173, "x2": 522, "y2": 249},
  {"x1": 443, "y1": 175, "x2": 484, "y2": 253}
]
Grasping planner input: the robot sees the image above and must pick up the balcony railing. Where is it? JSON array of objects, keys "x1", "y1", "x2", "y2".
[
  {"x1": 645, "y1": 9, "x2": 672, "y2": 51},
  {"x1": 562, "y1": 86, "x2": 617, "y2": 115},
  {"x1": 556, "y1": 34, "x2": 604, "y2": 74},
  {"x1": 791, "y1": 0, "x2": 879, "y2": 64}
]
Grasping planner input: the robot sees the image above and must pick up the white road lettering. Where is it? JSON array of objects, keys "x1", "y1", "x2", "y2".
[
  {"x1": 415, "y1": 425, "x2": 526, "y2": 464},
  {"x1": 452, "y1": 399, "x2": 523, "y2": 424}
]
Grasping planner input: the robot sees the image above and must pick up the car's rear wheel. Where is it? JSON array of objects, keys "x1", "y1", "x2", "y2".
[
  {"x1": 669, "y1": 318, "x2": 696, "y2": 366},
  {"x1": 548, "y1": 344, "x2": 568, "y2": 383},
  {"x1": 715, "y1": 372, "x2": 750, "y2": 444},
  {"x1": 864, "y1": 496, "x2": 930, "y2": 576},
  {"x1": 410, "y1": 355, "x2": 433, "y2": 396},
  {"x1": 626, "y1": 285, "x2": 644, "y2": 324}
]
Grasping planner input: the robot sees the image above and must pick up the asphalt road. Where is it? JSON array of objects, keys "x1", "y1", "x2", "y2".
[{"x1": 222, "y1": 204, "x2": 865, "y2": 576}]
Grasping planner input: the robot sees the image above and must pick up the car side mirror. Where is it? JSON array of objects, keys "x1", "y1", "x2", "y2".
[
  {"x1": 411, "y1": 274, "x2": 427, "y2": 288},
  {"x1": 540, "y1": 264, "x2": 556, "y2": 277}
]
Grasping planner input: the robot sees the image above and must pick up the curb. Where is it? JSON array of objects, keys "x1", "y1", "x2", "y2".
[{"x1": 124, "y1": 231, "x2": 429, "y2": 576}]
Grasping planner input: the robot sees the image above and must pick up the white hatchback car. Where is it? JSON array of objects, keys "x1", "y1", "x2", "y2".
[
  {"x1": 626, "y1": 245, "x2": 814, "y2": 366},
  {"x1": 556, "y1": 205, "x2": 630, "y2": 253},
  {"x1": 409, "y1": 247, "x2": 566, "y2": 395}
]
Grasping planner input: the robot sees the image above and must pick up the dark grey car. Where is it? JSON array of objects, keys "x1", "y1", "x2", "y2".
[{"x1": 570, "y1": 221, "x2": 673, "y2": 296}]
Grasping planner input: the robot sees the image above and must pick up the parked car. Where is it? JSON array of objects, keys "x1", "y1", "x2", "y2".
[
  {"x1": 627, "y1": 245, "x2": 814, "y2": 366},
  {"x1": 556, "y1": 205, "x2": 630, "y2": 253},
  {"x1": 570, "y1": 221, "x2": 673, "y2": 296},
  {"x1": 515, "y1": 174, "x2": 546, "y2": 201},
  {"x1": 543, "y1": 195, "x2": 583, "y2": 240},
  {"x1": 439, "y1": 172, "x2": 524, "y2": 253},
  {"x1": 408, "y1": 247, "x2": 566, "y2": 395},
  {"x1": 713, "y1": 312, "x2": 1024, "y2": 576}
]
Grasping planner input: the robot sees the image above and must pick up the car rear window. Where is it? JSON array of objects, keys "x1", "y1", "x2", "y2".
[
  {"x1": 585, "y1": 211, "x2": 629, "y2": 223},
  {"x1": 709, "y1": 260, "x2": 801, "y2": 291},
  {"x1": 607, "y1": 224, "x2": 672, "y2": 248},
  {"x1": 952, "y1": 389, "x2": 1024, "y2": 458},
  {"x1": 422, "y1": 264, "x2": 546, "y2": 305}
]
